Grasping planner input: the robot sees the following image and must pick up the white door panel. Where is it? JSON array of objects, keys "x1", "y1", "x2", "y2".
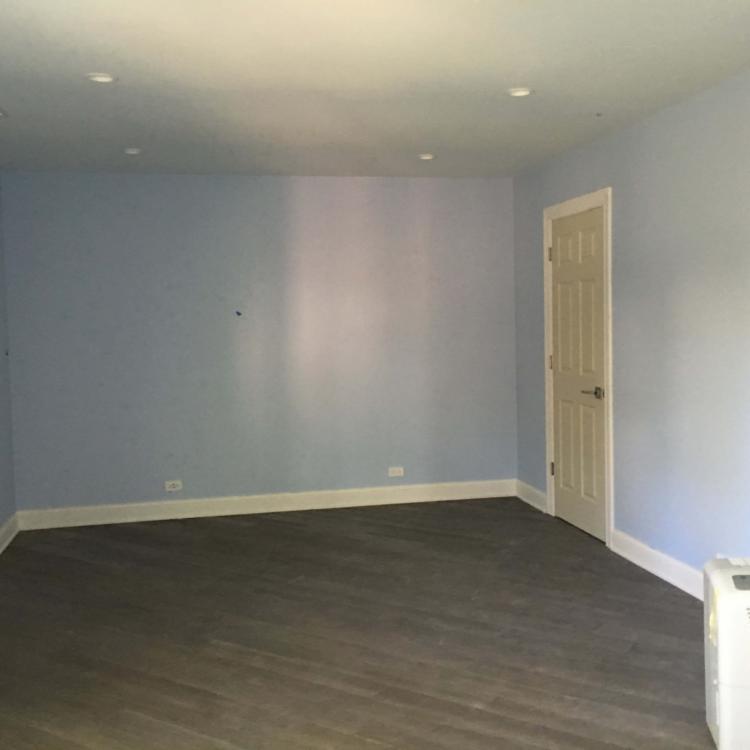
[{"x1": 551, "y1": 207, "x2": 606, "y2": 540}]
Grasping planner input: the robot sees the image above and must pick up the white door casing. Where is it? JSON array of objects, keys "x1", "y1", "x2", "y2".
[{"x1": 544, "y1": 188, "x2": 613, "y2": 543}]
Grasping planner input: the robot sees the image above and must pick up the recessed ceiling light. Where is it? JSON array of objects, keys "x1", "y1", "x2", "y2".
[
  {"x1": 124, "y1": 147, "x2": 142, "y2": 156},
  {"x1": 86, "y1": 72, "x2": 117, "y2": 84},
  {"x1": 507, "y1": 87, "x2": 533, "y2": 97},
  {"x1": 418, "y1": 153, "x2": 435, "y2": 161}
]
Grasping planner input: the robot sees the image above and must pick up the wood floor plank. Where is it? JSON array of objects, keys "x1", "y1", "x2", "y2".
[{"x1": 0, "y1": 498, "x2": 711, "y2": 748}]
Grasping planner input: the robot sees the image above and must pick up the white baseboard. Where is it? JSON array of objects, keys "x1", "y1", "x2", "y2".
[
  {"x1": 610, "y1": 529, "x2": 703, "y2": 601},
  {"x1": 4, "y1": 480, "x2": 705, "y2": 604},
  {"x1": 515, "y1": 480, "x2": 549, "y2": 513},
  {"x1": 0, "y1": 513, "x2": 19, "y2": 556},
  {"x1": 16, "y1": 479, "x2": 517, "y2": 531},
  {"x1": 512, "y1": 485, "x2": 703, "y2": 601}
]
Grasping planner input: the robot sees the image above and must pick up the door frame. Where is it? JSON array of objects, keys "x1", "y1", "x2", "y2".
[{"x1": 543, "y1": 187, "x2": 614, "y2": 545}]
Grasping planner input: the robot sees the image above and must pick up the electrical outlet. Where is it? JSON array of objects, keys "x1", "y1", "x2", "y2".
[
  {"x1": 164, "y1": 479, "x2": 183, "y2": 493},
  {"x1": 388, "y1": 466, "x2": 405, "y2": 478}
]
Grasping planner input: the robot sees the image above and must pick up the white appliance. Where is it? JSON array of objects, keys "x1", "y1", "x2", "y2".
[{"x1": 705, "y1": 557, "x2": 750, "y2": 749}]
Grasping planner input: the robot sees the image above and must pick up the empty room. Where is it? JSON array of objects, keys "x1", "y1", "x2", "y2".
[{"x1": 1, "y1": 2, "x2": 749, "y2": 748}]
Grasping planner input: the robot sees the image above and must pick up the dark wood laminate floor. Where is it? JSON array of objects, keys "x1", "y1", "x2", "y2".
[{"x1": 0, "y1": 498, "x2": 710, "y2": 750}]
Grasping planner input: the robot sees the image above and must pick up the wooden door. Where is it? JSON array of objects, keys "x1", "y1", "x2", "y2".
[{"x1": 551, "y1": 206, "x2": 606, "y2": 540}]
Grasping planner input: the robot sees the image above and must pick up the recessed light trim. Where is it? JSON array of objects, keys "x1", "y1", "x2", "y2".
[
  {"x1": 507, "y1": 87, "x2": 533, "y2": 97},
  {"x1": 86, "y1": 72, "x2": 117, "y2": 84},
  {"x1": 124, "y1": 147, "x2": 142, "y2": 156},
  {"x1": 418, "y1": 153, "x2": 435, "y2": 161}
]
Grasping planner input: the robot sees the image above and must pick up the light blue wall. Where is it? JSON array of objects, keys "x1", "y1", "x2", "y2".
[
  {"x1": 0, "y1": 189, "x2": 15, "y2": 526},
  {"x1": 2, "y1": 174, "x2": 517, "y2": 510},
  {"x1": 514, "y1": 68, "x2": 750, "y2": 569}
]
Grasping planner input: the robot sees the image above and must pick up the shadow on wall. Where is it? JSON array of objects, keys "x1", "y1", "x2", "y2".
[
  {"x1": 612, "y1": 171, "x2": 750, "y2": 568},
  {"x1": 271, "y1": 179, "x2": 444, "y2": 489},
  {"x1": 234, "y1": 178, "x2": 502, "y2": 492}
]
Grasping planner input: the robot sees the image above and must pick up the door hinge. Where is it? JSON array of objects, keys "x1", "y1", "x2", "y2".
[
  {"x1": 549, "y1": 354, "x2": 553, "y2": 370},
  {"x1": 550, "y1": 461, "x2": 555, "y2": 476},
  {"x1": 548, "y1": 246, "x2": 552, "y2": 261}
]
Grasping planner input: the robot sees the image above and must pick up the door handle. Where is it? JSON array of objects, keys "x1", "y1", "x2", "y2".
[{"x1": 581, "y1": 387, "x2": 605, "y2": 399}]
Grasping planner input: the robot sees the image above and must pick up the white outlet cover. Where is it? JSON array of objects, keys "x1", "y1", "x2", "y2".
[
  {"x1": 164, "y1": 479, "x2": 183, "y2": 492},
  {"x1": 388, "y1": 466, "x2": 405, "y2": 478}
]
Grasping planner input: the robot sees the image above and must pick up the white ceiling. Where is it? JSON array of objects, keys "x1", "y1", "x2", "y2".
[{"x1": 2, "y1": 0, "x2": 750, "y2": 176}]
